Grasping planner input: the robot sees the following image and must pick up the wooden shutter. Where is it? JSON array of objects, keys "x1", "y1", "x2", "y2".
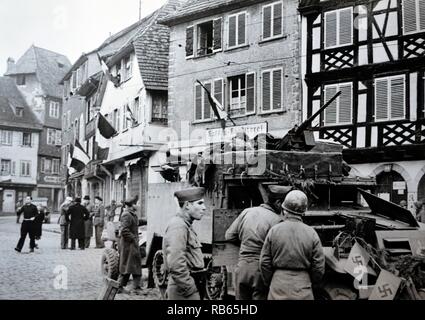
[
  {"x1": 228, "y1": 15, "x2": 237, "y2": 47},
  {"x1": 213, "y1": 19, "x2": 222, "y2": 51},
  {"x1": 213, "y1": 79, "x2": 224, "y2": 108},
  {"x1": 263, "y1": 6, "x2": 272, "y2": 39},
  {"x1": 204, "y1": 83, "x2": 212, "y2": 119},
  {"x1": 390, "y1": 76, "x2": 405, "y2": 119},
  {"x1": 325, "y1": 86, "x2": 337, "y2": 125},
  {"x1": 375, "y1": 78, "x2": 389, "y2": 121},
  {"x1": 40, "y1": 158, "x2": 45, "y2": 173},
  {"x1": 11, "y1": 161, "x2": 16, "y2": 176},
  {"x1": 420, "y1": 0, "x2": 425, "y2": 31},
  {"x1": 325, "y1": 11, "x2": 337, "y2": 48},
  {"x1": 273, "y1": 2, "x2": 283, "y2": 37},
  {"x1": 238, "y1": 13, "x2": 246, "y2": 45},
  {"x1": 272, "y1": 69, "x2": 282, "y2": 110},
  {"x1": 262, "y1": 71, "x2": 271, "y2": 111},
  {"x1": 186, "y1": 26, "x2": 194, "y2": 57},
  {"x1": 403, "y1": 0, "x2": 417, "y2": 33},
  {"x1": 195, "y1": 84, "x2": 203, "y2": 120},
  {"x1": 339, "y1": 8, "x2": 352, "y2": 46},
  {"x1": 246, "y1": 73, "x2": 255, "y2": 113},
  {"x1": 338, "y1": 83, "x2": 352, "y2": 123}
]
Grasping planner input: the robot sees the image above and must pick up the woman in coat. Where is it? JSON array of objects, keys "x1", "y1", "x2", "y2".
[{"x1": 117, "y1": 198, "x2": 146, "y2": 294}]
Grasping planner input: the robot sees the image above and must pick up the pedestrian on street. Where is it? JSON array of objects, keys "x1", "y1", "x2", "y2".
[
  {"x1": 93, "y1": 196, "x2": 105, "y2": 249},
  {"x1": 117, "y1": 197, "x2": 147, "y2": 294},
  {"x1": 225, "y1": 185, "x2": 292, "y2": 300},
  {"x1": 33, "y1": 204, "x2": 45, "y2": 249},
  {"x1": 83, "y1": 196, "x2": 94, "y2": 249},
  {"x1": 67, "y1": 197, "x2": 89, "y2": 250},
  {"x1": 260, "y1": 190, "x2": 325, "y2": 300},
  {"x1": 163, "y1": 187, "x2": 206, "y2": 300},
  {"x1": 15, "y1": 196, "x2": 38, "y2": 253},
  {"x1": 105, "y1": 200, "x2": 121, "y2": 222},
  {"x1": 59, "y1": 196, "x2": 73, "y2": 249}
]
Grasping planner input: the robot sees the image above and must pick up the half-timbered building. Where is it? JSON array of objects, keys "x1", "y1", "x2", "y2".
[{"x1": 300, "y1": 0, "x2": 425, "y2": 209}]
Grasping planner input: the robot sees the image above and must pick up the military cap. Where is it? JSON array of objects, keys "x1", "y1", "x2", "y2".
[
  {"x1": 267, "y1": 185, "x2": 293, "y2": 199},
  {"x1": 124, "y1": 196, "x2": 137, "y2": 206},
  {"x1": 83, "y1": 195, "x2": 90, "y2": 200},
  {"x1": 95, "y1": 196, "x2": 103, "y2": 202},
  {"x1": 174, "y1": 187, "x2": 205, "y2": 203}
]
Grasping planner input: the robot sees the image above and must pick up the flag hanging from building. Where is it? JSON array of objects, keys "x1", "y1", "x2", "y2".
[
  {"x1": 126, "y1": 104, "x2": 137, "y2": 125},
  {"x1": 95, "y1": 141, "x2": 109, "y2": 161},
  {"x1": 97, "y1": 112, "x2": 117, "y2": 139},
  {"x1": 97, "y1": 52, "x2": 120, "y2": 87},
  {"x1": 70, "y1": 139, "x2": 90, "y2": 172}
]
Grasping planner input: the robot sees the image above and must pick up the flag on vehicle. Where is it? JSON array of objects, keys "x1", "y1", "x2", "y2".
[
  {"x1": 97, "y1": 112, "x2": 117, "y2": 139},
  {"x1": 369, "y1": 270, "x2": 402, "y2": 300},
  {"x1": 344, "y1": 242, "x2": 371, "y2": 279},
  {"x1": 70, "y1": 139, "x2": 90, "y2": 172}
]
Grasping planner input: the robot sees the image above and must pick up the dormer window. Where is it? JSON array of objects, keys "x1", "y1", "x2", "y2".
[
  {"x1": 16, "y1": 107, "x2": 24, "y2": 117},
  {"x1": 16, "y1": 75, "x2": 26, "y2": 86}
]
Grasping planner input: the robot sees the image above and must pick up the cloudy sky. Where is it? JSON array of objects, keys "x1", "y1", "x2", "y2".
[{"x1": 0, "y1": 0, "x2": 167, "y2": 75}]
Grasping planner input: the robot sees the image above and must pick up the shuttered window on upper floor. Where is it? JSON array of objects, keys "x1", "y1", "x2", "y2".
[
  {"x1": 194, "y1": 79, "x2": 224, "y2": 121},
  {"x1": 403, "y1": 0, "x2": 425, "y2": 34},
  {"x1": 228, "y1": 12, "x2": 247, "y2": 48},
  {"x1": 375, "y1": 75, "x2": 406, "y2": 121},
  {"x1": 186, "y1": 19, "x2": 222, "y2": 58},
  {"x1": 325, "y1": 7, "x2": 353, "y2": 48},
  {"x1": 262, "y1": 68, "x2": 283, "y2": 113},
  {"x1": 262, "y1": 1, "x2": 283, "y2": 41},
  {"x1": 324, "y1": 83, "x2": 353, "y2": 125}
]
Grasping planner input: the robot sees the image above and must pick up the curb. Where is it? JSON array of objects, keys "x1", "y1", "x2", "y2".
[{"x1": 42, "y1": 228, "x2": 61, "y2": 235}]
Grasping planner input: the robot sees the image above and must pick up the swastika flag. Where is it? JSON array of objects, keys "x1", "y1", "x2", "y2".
[
  {"x1": 369, "y1": 270, "x2": 402, "y2": 300},
  {"x1": 344, "y1": 242, "x2": 371, "y2": 278}
]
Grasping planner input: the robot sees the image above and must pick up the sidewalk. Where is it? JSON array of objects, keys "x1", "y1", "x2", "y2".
[{"x1": 42, "y1": 214, "x2": 61, "y2": 234}]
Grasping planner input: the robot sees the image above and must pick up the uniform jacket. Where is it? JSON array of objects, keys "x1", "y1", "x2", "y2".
[
  {"x1": 93, "y1": 205, "x2": 105, "y2": 227},
  {"x1": 17, "y1": 204, "x2": 38, "y2": 220},
  {"x1": 119, "y1": 207, "x2": 142, "y2": 275},
  {"x1": 67, "y1": 203, "x2": 89, "y2": 239},
  {"x1": 225, "y1": 204, "x2": 282, "y2": 262},
  {"x1": 163, "y1": 213, "x2": 204, "y2": 298},
  {"x1": 84, "y1": 203, "x2": 94, "y2": 237},
  {"x1": 260, "y1": 214, "x2": 325, "y2": 299},
  {"x1": 59, "y1": 203, "x2": 71, "y2": 226}
]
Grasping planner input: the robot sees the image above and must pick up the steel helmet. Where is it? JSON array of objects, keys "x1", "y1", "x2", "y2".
[{"x1": 282, "y1": 190, "x2": 308, "y2": 215}]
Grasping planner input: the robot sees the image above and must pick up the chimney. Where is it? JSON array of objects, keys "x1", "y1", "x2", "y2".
[{"x1": 6, "y1": 57, "x2": 15, "y2": 73}]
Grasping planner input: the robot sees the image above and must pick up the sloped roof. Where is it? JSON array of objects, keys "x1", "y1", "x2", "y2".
[
  {"x1": 5, "y1": 46, "x2": 71, "y2": 98},
  {"x1": 160, "y1": 0, "x2": 264, "y2": 26},
  {"x1": 0, "y1": 77, "x2": 42, "y2": 131}
]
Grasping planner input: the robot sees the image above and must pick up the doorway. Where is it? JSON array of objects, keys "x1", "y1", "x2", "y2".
[
  {"x1": 376, "y1": 171, "x2": 407, "y2": 205},
  {"x1": 2, "y1": 189, "x2": 15, "y2": 213}
]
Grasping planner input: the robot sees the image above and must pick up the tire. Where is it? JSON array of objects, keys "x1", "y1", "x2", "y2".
[
  {"x1": 153, "y1": 250, "x2": 168, "y2": 288},
  {"x1": 101, "y1": 248, "x2": 119, "y2": 280}
]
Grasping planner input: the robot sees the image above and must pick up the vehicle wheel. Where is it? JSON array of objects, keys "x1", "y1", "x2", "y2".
[
  {"x1": 101, "y1": 248, "x2": 119, "y2": 280},
  {"x1": 315, "y1": 282, "x2": 357, "y2": 300},
  {"x1": 205, "y1": 260, "x2": 227, "y2": 300},
  {"x1": 153, "y1": 250, "x2": 168, "y2": 289}
]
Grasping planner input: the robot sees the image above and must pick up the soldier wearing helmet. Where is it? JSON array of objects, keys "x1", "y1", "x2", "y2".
[
  {"x1": 260, "y1": 190, "x2": 325, "y2": 300},
  {"x1": 225, "y1": 184, "x2": 293, "y2": 300}
]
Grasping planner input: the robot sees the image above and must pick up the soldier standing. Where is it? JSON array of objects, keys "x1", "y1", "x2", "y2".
[
  {"x1": 15, "y1": 196, "x2": 38, "y2": 253},
  {"x1": 67, "y1": 197, "x2": 89, "y2": 250},
  {"x1": 260, "y1": 190, "x2": 325, "y2": 300},
  {"x1": 59, "y1": 196, "x2": 73, "y2": 249},
  {"x1": 163, "y1": 187, "x2": 206, "y2": 300},
  {"x1": 82, "y1": 196, "x2": 94, "y2": 248},
  {"x1": 225, "y1": 185, "x2": 292, "y2": 300},
  {"x1": 93, "y1": 196, "x2": 105, "y2": 248}
]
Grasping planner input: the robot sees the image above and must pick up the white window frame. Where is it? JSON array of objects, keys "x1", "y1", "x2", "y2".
[
  {"x1": 261, "y1": 1, "x2": 284, "y2": 41},
  {"x1": 324, "y1": 82, "x2": 353, "y2": 126},
  {"x1": 403, "y1": 0, "x2": 425, "y2": 35},
  {"x1": 22, "y1": 132, "x2": 31, "y2": 147},
  {"x1": 374, "y1": 75, "x2": 406, "y2": 122},
  {"x1": 16, "y1": 107, "x2": 23, "y2": 117},
  {"x1": 1, "y1": 159, "x2": 11, "y2": 176},
  {"x1": 228, "y1": 72, "x2": 256, "y2": 117},
  {"x1": 0, "y1": 130, "x2": 13, "y2": 146},
  {"x1": 193, "y1": 79, "x2": 224, "y2": 123},
  {"x1": 49, "y1": 101, "x2": 60, "y2": 118},
  {"x1": 47, "y1": 129, "x2": 56, "y2": 145},
  {"x1": 324, "y1": 7, "x2": 354, "y2": 49},
  {"x1": 52, "y1": 159, "x2": 60, "y2": 175},
  {"x1": 227, "y1": 11, "x2": 247, "y2": 49},
  {"x1": 20, "y1": 160, "x2": 31, "y2": 177},
  {"x1": 261, "y1": 67, "x2": 284, "y2": 114}
]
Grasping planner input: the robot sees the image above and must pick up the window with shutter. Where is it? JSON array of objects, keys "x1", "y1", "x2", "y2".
[
  {"x1": 262, "y1": 1, "x2": 283, "y2": 40},
  {"x1": 325, "y1": 8, "x2": 353, "y2": 48},
  {"x1": 375, "y1": 76, "x2": 405, "y2": 121},
  {"x1": 11, "y1": 161, "x2": 15, "y2": 176},
  {"x1": 195, "y1": 84, "x2": 203, "y2": 120},
  {"x1": 194, "y1": 80, "x2": 223, "y2": 121},
  {"x1": 228, "y1": 15, "x2": 237, "y2": 47},
  {"x1": 228, "y1": 12, "x2": 246, "y2": 48},
  {"x1": 262, "y1": 68, "x2": 283, "y2": 113},
  {"x1": 214, "y1": 79, "x2": 223, "y2": 108},
  {"x1": 238, "y1": 13, "x2": 246, "y2": 46},
  {"x1": 324, "y1": 83, "x2": 352, "y2": 125},
  {"x1": 272, "y1": 69, "x2": 282, "y2": 110},
  {"x1": 403, "y1": 0, "x2": 425, "y2": 34},
  {"x1": 186, "y1": 26, "x2": 194, "y2": 57},
  {"x1": 246, "y1": 73, "x2": 256, "y2": 114},
  {"x1": 203, "y1": 83, "x2": 212, "y2": 119},
  {"x1": 213, "y1": 19, "x2": 222, "y2": 51},
  {"x1": 262, "y1": 71, "x2": 271, "y2": 112}
]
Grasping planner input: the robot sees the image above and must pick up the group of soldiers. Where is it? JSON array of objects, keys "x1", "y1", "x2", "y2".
[
  {"x1": 162, "y1": 185, "x2": 325, "y2": 300},
  {"x1": 59, "y1": 195, "x2": 106, "y2": 250}
]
